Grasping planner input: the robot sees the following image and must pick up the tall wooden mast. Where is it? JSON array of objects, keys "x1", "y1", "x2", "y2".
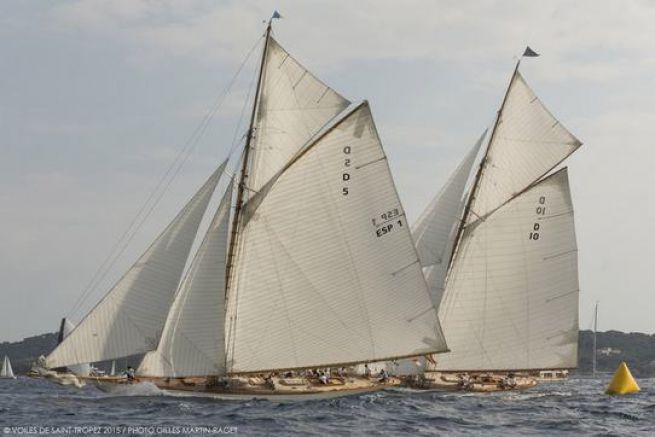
[
  {"x1": 224, "y1": 22, "x2": 272, "y2": 296},
  {"x1": 445, "y1": 59, "x2": 521, "y2": 276}
]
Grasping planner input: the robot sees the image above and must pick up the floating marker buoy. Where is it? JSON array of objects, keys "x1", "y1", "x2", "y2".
[{"x1": 606, "y1": 361, "x2": 640, "y2": 395}]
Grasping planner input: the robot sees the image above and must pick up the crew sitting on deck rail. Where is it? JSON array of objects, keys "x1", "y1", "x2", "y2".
[
  {"x1": 378, "y1": 368, "x2": 388, "y2": 383},
  {"x1": 364, "y1": 364, "x2": 371, "y2": 378}
]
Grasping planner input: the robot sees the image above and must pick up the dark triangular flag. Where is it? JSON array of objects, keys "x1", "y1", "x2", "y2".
[
  {"x1": 272, "y1": 11, "x2": 282, "y2": 19},
  {"x1": 522, "y1": 46, "x2": 539, "y2": 57}
]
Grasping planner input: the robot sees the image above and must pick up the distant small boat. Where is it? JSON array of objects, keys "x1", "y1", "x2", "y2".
[{"x1": 1, "y1": 355, "x2": 16, "y2": 379}]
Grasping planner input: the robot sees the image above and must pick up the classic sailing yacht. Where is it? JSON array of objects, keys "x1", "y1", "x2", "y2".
[
  {"x1": 1, "y1": 355, "x2": 16, "y2": 379},
  {"x1": 411, "y1": 52, "x2": 581, "y2": 391},
  {"x1": 42, "y1": 17, "x2": 448, "y2": 398}
]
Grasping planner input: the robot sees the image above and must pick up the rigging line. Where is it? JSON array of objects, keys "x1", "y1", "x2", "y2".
[{"x1": 67, "y1": 35, "x2": 264, "y2": 319}]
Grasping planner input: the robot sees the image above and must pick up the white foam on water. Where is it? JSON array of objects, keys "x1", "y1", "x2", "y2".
[{"x1": 96, "y1": 381, "x2": 163, "y2": 397}]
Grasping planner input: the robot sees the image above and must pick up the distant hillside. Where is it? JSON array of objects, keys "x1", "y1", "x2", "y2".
[
  {"x1": 2, "y1": 329, "x2": 654, "y2": 376},
  {"x1": 577, "y1": 330, "x2": 655, "y2": 377},
  {"x1": 0, "y1": 332, "x2": 58, "y2": 374}
]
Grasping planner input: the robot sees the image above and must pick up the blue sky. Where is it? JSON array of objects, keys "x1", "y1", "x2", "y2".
[{"x1": 1, "y1": 0, "x2": 654, "y2": 341}]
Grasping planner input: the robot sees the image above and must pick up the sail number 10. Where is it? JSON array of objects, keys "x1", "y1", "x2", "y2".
[{"x1": 528, "y1": 196, "x2": 546, "y2": 240}]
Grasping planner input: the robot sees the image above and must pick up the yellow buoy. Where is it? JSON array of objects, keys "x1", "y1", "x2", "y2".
[{"x1": 606, "y1": 361, "x2": 640, "y2": 395}]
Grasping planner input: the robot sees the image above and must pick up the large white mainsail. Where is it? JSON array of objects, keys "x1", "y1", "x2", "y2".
[
  {"x1": 438, "y1": 169, "x2": 578, "y2": 370},
  {"x1": 226, "y1": 102, "x2": 448, "y2": 373},
  {"x1": 412, "y1": 131, "x2": 485, "y2": 307},
  {"x1": 1, "y1": 355, "x2": 15, "y2": 379},
  {"x1": 46, "y1": 164, "x2": 225, "y2": 369},
  {"x1": 247, "y1": 37, "x2": 350, "y2": 194},
  {"x1": 432, "y1": 64, "x2": 582, "y2": 372},
  {"x1": 139, "y1": 179, "x2": 234, "y2": 377}
]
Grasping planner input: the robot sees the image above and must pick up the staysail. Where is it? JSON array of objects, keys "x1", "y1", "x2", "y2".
[
  {"x1": 467, "y1": 72, "x2": 581, "y2": 224},
  {"x1": 226, "y1": 102, "x2": 448, "y2": 373},
  {"x1": 139, "y1": 179, "x2": 234, "y2": 377},
  {"x1": 246, "y1": 36, "x2": 350, "y2": 194},
  {"x1": 438, "y1": 169, "x2": 579, "y2": 370},
  {"x1": 46, "y1": 164, "x2": 224, "y2": 368},
  {"x1": 412, "y1": 131, "x2": 485, "y2": 307},
  {"x1": 1, "y1": 355, "x2": 15, "y2": 379},
  {"x1": 59, "y1": 319, "x2": 91, "y2": 376}
]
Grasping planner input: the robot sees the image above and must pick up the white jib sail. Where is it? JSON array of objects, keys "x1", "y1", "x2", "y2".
[
  {"x1": 247, "y1": 37, "x2": 350, "y2": 194},
  {"x1": 412, "y1": 131, "x2": 485, "y2": 307},
  {"x1": 1, "y1": 356, "x2": 15, "y2": 378},
  {"x1": 438, "y1": 168, "x2": 579, "y2": 371},
  {"x1": 469, "y1": 72, "x2": 581, "y2": 224},
  {"x1": 226, "y1": 102, "x2": 448, "y2": 373},
  {"x1": 46, "y1": 164, "x2": 225, "y2": 369},
  {"x1": 139, "y1": 179, "x2": 234, "y2": 377}
]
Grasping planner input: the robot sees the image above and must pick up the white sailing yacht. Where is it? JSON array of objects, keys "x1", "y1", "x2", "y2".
[
  {"x1": 412, "y1": 53, "x2": 581, "y2": 389},
  {"x1": 1, "y1": 355, "x2": 16, "y2": 379},
  {"x1": 42, "y1": 17, "x2": 448, "y2": 398}
]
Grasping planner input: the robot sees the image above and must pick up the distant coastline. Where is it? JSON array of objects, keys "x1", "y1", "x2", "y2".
[{"x1": 2, "y1": 330, "x2": 654, "y2": 376}]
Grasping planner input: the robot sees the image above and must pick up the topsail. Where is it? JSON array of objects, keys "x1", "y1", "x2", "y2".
[
  {"x1": 247, "y1": 37, "x2": 350, "y2": 194},
  {"x1": 467, "y1": 72, "x2": 581, "y2": 224}
]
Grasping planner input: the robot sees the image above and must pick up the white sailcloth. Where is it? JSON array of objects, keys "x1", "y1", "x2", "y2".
[
  {"x1": 469, "y1": 72, "x2": 581, "y2": 224},
  {"x1": 139, "y1": 179, "x2": 234, "y2": 377},
  {"x1": 1, "y1": 355, "x2": 15, "y2": 379},
  {"x1": 412, "y1": 131, "x2": 485, "y2": 307},
  {"x1": 226, "y1": 102, "x2": 447, "y2": 373},
  {"x1": 46, "y1": 164, "x2": 224, "y2": 369},
  {"x1": 61, "y1": 319, "x2": 90, "y2": 376},
  {"x1": 247, "y1": 37, "x2": 350, "y2": 194},
  {"x1": 438, "y1": 168, "x2": 579, "y2": 371}
]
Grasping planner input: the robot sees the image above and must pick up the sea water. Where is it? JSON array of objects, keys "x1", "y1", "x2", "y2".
[{"x1": 0, "y1": 377, "x2": 653, "y2": 435}]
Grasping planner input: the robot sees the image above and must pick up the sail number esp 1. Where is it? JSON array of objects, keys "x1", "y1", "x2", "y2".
[
  {"x1": 373, "y1": 208, "x2": 404, "y2": 238},
  {"x1": 529, "y1": 196, "x2": 546, "y2": 240}
]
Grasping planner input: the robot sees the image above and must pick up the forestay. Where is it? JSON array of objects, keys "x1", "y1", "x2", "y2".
[
  {"x1": 247, "y1": 37, "x2": 350, "y2": 194},
  {"x1": 139, "y1": 179, "x2": 234, "y2": 377},
  {"x1": 438, "y1": 169, "x2": 579, "y2": 370},
  {"x1": 413, "y1": 131, "x2": 485, "y2": 307},
  {"x1": 469, "y1": 72, "x2": 581, "y2": 224},
  {"x1": 46, "y1": 165, "x2": 224, "y2": 368},
  {"x1": 226, "y1": 102, "x2": 447, "y2": 373}
]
